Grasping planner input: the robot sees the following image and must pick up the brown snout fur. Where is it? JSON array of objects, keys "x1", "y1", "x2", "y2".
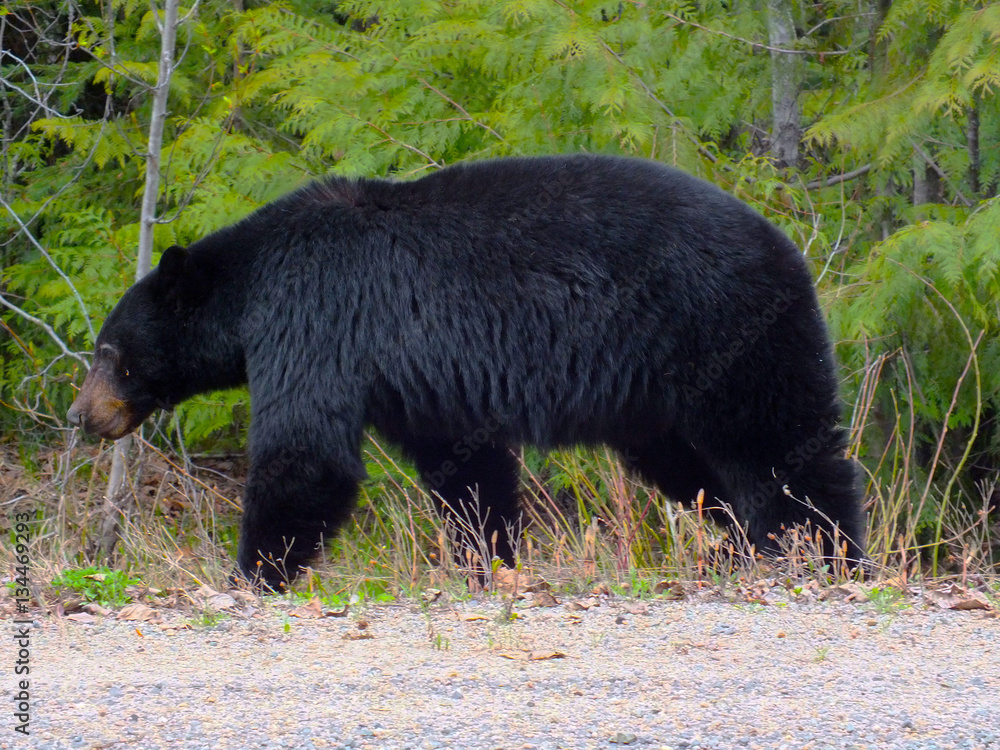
[{"x1": 67, "y1": 368, "x2": 141, "y2": 440}]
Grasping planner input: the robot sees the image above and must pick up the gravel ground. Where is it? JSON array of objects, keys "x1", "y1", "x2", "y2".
[{"x1": 5, "y1": 593, "x2": 999, "y2": 750}]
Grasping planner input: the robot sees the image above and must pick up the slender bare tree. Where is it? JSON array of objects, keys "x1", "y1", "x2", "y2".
[
  {"x1": 766, "y1": 0, "x2": 800, "y2": 168},
  {"x1": 99, "y1": 0, "x2": 185, "y2": 557}
]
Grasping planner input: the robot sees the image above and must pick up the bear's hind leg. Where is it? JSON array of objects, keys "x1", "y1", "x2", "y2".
[{"x1": 407, "y1": 441, "x2": 521, "y2": 573}]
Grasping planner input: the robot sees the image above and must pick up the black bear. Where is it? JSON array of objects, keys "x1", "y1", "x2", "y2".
[{"x1": 68, "y1": 154, "x2": 864, "y2": 587}]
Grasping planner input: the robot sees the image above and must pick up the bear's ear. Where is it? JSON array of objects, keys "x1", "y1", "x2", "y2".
[
  {"x1": 157, "y1": 245, "x2": 189, "y2": 283},
  {"x1": 154, "y1": 244, "x2": 210, "y2": 310}
]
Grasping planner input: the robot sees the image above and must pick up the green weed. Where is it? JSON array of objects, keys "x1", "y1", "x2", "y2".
[{"x1": 52, "y1": 566, "x2": 141, "y2": 607}]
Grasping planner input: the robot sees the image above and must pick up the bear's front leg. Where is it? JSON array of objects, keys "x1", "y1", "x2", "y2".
[{"x1": 236, "y1": 440, "x2": 363, "y2": 590}]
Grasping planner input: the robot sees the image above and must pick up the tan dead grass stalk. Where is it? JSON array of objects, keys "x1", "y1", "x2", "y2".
[{"x1": 3, "y1": 405, "x2": 997, "y2": 598}]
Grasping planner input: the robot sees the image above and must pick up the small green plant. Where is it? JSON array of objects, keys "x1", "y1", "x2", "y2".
[
  {"x1": 867, "y1": 586, "x2": 909, "y2": 615},
  {"x1": 814, "y1": 645, "x2": 831, "y2": 662},
  {"x1": 618, "y1": 570, "x2": 666, "y2": 598},
  {"x1": 497, "y1": 596, "x2": 519, "y2": 624},
  {"x1": 52, "y1": 566, "x2": 142, "y2": 607},
  {"x1": 288, "y1": 577, "x2": 396, "y2": 609},
  {"x1": 191, "y1": 608, "x2": 228, "y2": 628}
]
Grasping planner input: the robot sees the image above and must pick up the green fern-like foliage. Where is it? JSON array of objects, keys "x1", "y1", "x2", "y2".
[{"x1": 831, "y1": 199, "x2": 1000, "y2": 501}]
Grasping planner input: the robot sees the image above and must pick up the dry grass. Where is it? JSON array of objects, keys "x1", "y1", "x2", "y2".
[{"x1": 2, "y1": 393, "x2": 998, "y2": 602}]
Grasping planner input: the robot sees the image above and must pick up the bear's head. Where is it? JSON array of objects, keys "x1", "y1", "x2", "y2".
[{"x1": 68, "y1": 245, "x2": 204, "y2": 439}]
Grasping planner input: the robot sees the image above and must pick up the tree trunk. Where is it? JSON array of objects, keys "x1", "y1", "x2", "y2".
[
  {"x1": 766, "y1": 0, "x2": 800, "y2": 169},
  {"x1": 913, "y1": 150, "x2": 941, "y2": 207},
  {"x1": 99, "y1": 0, "x2": 181, "y2": 561},
  {"x1": 137, "y1": 0, "x2": 180, "y2": 278}
]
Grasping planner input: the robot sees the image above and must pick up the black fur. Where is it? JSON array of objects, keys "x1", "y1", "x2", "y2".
[{"x1": 79, "y1": 155, "x2": 865, "y2": 586}]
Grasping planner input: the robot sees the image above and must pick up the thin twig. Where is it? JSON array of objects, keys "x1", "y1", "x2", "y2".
[
  {"x1": 0, "y1": 194, "x2": 96, "y2": 341},
  {"x1": 804, "y1": 164, "x2": 872, "y2": 190},
  {"x1": 418, "y1": 77, "x2": 506, "y2": 144},
  {"x1": 662, "y1": 12, "x2": 854, "y2": 56},
  {"x1": 0, "y1": 294, "x2": 90, "y2": 368},
  {"x1": 597, "y1": 40, "x2": 718, "y2": 164}
]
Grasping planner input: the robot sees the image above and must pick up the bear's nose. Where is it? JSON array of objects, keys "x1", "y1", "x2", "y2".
[{"x1": 67, "y1": 403, "x2": 82, "y2": 427}]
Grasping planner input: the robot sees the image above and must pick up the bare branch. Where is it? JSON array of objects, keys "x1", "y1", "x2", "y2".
[
  {"x1": 0, "y1": 194, "x2": 96, "y2": 341},
  {"x1": 597, "y1": 40, "x2": 719, "y2": 165},
  {"x1": 804, "y1": 164, "x2": 872, "y2": 190},
  {"x1": 0, "y1": 51, "x2": 79, "y2": 120},
  {"x1": 418, "y1": 77, "x2": 506, "y2": 144},
  {"x1": 0, "y1": 294, "x2": 90, "y2": 368},
  {"x1": 663, "y1": 12, "x2": 854, "y2": 56}
]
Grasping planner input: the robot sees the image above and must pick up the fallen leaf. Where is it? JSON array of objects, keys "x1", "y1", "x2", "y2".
[
  {"x1": 952, "y1": 595, "x2": 993, "y2": 611},
  {"x1": 528, "y1": 591, "x2": 559, "y2": 608},
  {"x1": 289, "y1": 597, "x2": 324, "y2": 619},
  {"x1": 925, "y1": 589, "x2": 994, "y2": 611},
  {"x1": 832, "y1": 583, "x2": 869, "y2": 603},
  {"x1": 66, "y1": 612, "x2": 97, "y2": 624},
  {"x1": 117, "y1": 603, "x2": 161, "y2": 622}
]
